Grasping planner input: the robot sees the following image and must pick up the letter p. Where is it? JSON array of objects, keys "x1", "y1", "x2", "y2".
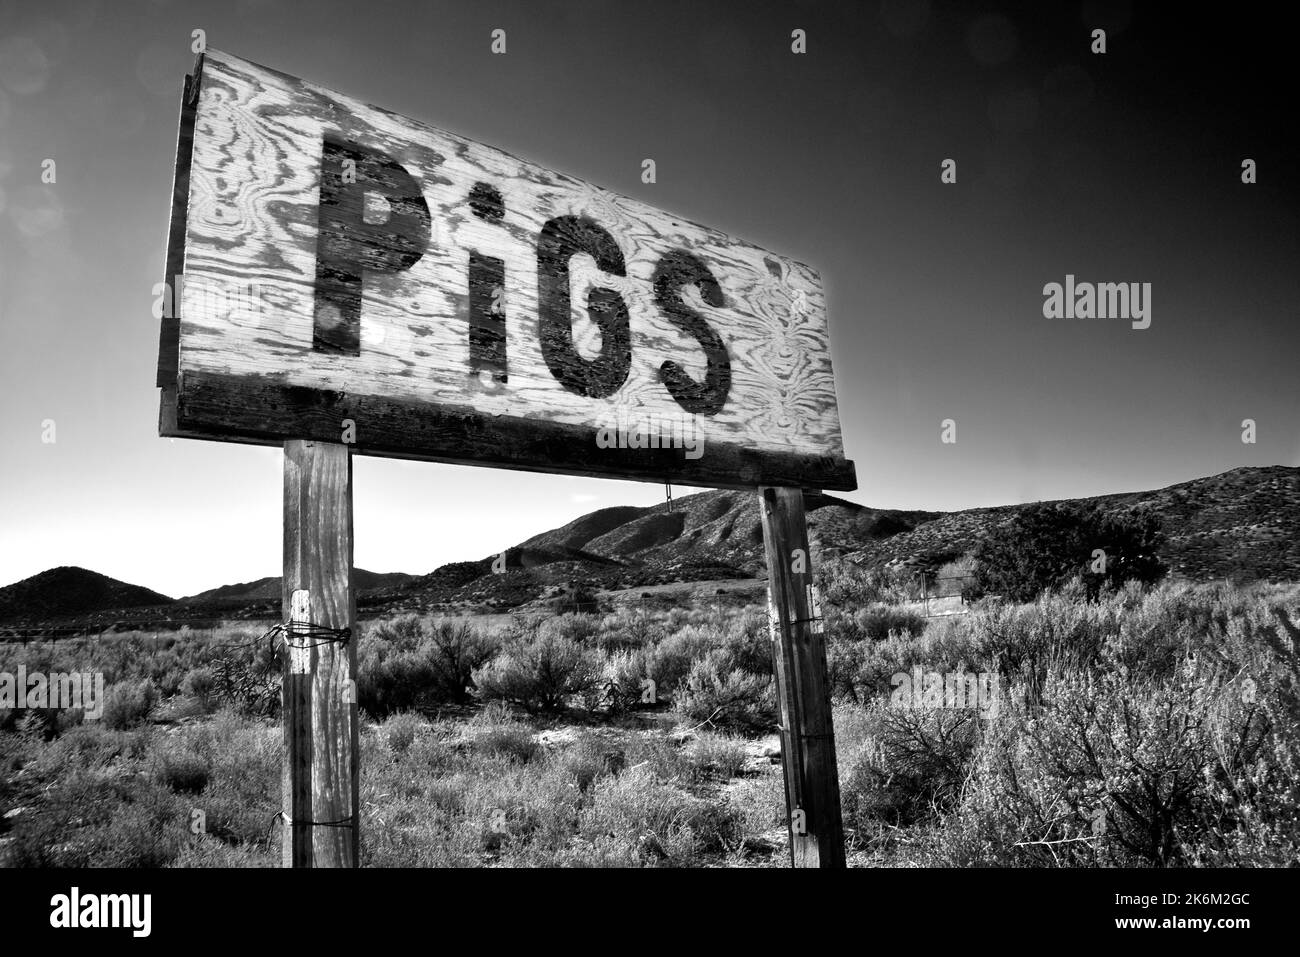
[{"x1": 313, "y1": 139, "x2": 431, "y2": 355}]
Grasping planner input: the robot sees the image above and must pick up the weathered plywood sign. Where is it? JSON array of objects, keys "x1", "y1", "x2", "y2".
[{"x1": 157, "y1": 50, "x2": 856, "y2": 490}]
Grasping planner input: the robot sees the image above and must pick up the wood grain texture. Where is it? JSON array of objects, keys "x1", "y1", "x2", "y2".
[
  {"x1": 161, "y1": 49, "x2": 855, "y2": 491},
  {"x1": 282, "y1": 441, "x2": 358, "y2": 868},
  {"x1": 759, "y1": 486, "x2": 846, "y2": 868}
]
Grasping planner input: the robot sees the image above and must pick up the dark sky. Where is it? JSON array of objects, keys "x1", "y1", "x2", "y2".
[{"x1": 0, "y1": 0, "x2": 1296, "y2": 596}]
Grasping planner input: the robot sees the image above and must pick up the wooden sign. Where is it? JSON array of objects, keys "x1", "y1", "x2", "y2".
[{"x1": 157, "y1": 49, "x2": 856, "y2": 490}]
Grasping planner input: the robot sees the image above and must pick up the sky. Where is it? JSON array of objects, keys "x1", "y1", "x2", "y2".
[{"x1": 0, "y1": 0, "x2": 1296, "y2": 598}]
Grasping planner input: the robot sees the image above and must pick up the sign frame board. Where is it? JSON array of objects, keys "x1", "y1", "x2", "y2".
[{"x1": 157, "y1": 50, "x2": 856, "y2": 492}]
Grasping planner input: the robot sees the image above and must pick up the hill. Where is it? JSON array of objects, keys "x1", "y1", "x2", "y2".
[
  {"x1": 0, "y1": 567, "x2": 419, "y2": 631},
  {"x1": 178, "y1": 569, "x2": 418, "y2": 605},
  {"x1": 359, "y1": 490, "x2": 940, "y2": 614},
  {"x1": 371, "y1": 466, "x2": 1299, "y2": 613},
  {"x1": 0, "y1": 567, "x2": 174, "y2": 626},
  {"x1": 842, "y1": 466, "x2": 1300, "y2": 583},
  {"x1": 2, "y1": 466, "x2": 1296, "y2": 627}
]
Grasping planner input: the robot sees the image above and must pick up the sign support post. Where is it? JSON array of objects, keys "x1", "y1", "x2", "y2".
[
  {"x1": 759, "y1": 486, "x2": 846, "y2": 868},
  {"x1": 282, "y1": 439, "x2": 359, "y2": 868}
]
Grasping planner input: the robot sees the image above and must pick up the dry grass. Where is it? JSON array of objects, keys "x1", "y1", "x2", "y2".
[{"x1": 2, "y1": 580, "x2": 1297, "y2": 867}]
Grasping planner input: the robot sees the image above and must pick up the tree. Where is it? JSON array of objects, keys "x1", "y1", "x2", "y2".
[
  {"x1": 1085, "y1": 509, "x2": 1167, "y2": 598},
  {"x1": 972, "y1": 503, "x2": 1166, "y2": 603}
]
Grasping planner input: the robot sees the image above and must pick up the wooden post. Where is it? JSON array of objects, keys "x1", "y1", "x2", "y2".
[
  {"x1": 282, "y1": 440, "x2": 359, "y2": 868},
  {"x1": 759, "y1": 486, "x2": 846, "y2": 868}
]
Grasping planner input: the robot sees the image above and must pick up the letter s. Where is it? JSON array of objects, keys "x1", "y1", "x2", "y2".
[{"x1": 652, "y1": 250, "x2": 731, "y2": 415}]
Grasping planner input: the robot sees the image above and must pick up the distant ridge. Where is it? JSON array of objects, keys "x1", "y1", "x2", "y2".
[
  {"x1": 361, "y1": 466, "x2": 1300, "y2": 613},
  {"x1": 178, "y1": 569, "x2": 418, "y2": 604},
  {"x1": 0, "y1": 567, "x2": 173, "y2": 625},
  {"x1": 3, "y1": 466, "x2": 1296, "y2": 627},
  {"x1": 0, "y1": 567, "x2": 417, "y2": 628},
  {"x1": 842, "y1": 465, "x2": 1300, "y2": 583}
]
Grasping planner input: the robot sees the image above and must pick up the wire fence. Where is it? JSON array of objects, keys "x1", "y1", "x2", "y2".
[
  {"x1": 0, "y1": 587, "x2": 762, "y2": 645},
  {"x1": 911, "y1": 573, "x2": 980, "y2": 618},
  {"x1": 0, "y1": 572, "x2": 972, "y2": 642},
  {"x1": 0, "y1": 616, "x2": 280, "y2": 645}
]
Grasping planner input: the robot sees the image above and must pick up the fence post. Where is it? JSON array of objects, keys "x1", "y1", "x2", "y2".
[
  {"x1": 282, "y1": 439, "x2": 358, "y2": 867},
  {"x1": 758, "y1": 486, "x2": 846, "y2": 868}
]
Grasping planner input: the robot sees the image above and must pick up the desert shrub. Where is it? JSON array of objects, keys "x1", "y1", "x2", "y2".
[
  {"x1": 422, "y1": 619, "x2": 498, "y2": 702},
  {"x1": 463, "y1": 704, "x2": 539, "y2": 762},
  {"x1": 576, "y1": 764, "x2": 741, "y2": 865},
  {"x1": 358, "y1": 615, "x2": 428, "y2": 718},
  {"x1": 153, "y1": 751, "x2": 211, "y2": 795},
  {"x1": 646, "y1": 625, "x2": 717, "y2": 695},
  {"x1": 824, "y1": 607, "x2": 930, "y2": 703},
  {"x1": 923, "y1": 588, "x2": 1300, "y2": 867},
  {"x1": 831, "y1": 591, "x2": 1121, "y2": 714},
  {"x1": 473, "y1": 629, "x2": 599, "y2": 714},
  {"x1": 358, "y1": 616, "x2": 496, "y2": 717},
  {"x1": 861, "y1": 512, "x2": 915, "y2": 539},
  {"x1": 35, "y1": 722, "x2": 153, "y2": 774},
  {"x1": 827, "y1": 619, "x2": 959, "y2": 704},
  {"x1": 101, "y1": 679, "x2": 157, "y2": 730},
  {"x1": 826, "y1": 633, "x2": 874, "y2": 702},
  {"x1": 674, "y1": 653, "x2": 775, "y2": 733},
  {"x1": 663, "y1": 607, "x2": 690, "y2": 631},
  {"x1": 541, "y1": 613, "x2": 603, "y2": 644},
  {"x1": 7, "y1": 771, "x2": 187, "y2": 867},
  {"x1": 381, "y1": 711, "x2": 424, "y2": 758},
  {"x1": 554, "y1": 734, "x2": 624, "y2": 792},
  {"x1": 174, "y1": 710, "x2": 280, "y2": 848},
  {"x1": 369, "y1": 614, "x2": 425, "y2": 646},
  {"x1": 180, "y1": 666, "x2": 219, "y2": 713},
  {"x1": 5, "y1": 709, "x2": 58, "y2": 740},
  {"x1": 8, "y1": 704, "x2": 279, "y2": 867},
  {"x1": 621, "y1": 732, "x2": 689, "y2": 781},
  {"x1": 932, "y1": 555, "x2": 977, "y2": 597},
  {"x1": 718, "y1": 611, "x2": 772, "y2": 677},
  {"x1": 1103, "y1": 581, "x2": 1283, "y2": 683},
  {"x1": 820, "y1": 558, "x2": 915, "y2": 608},
  {"x1": 204, "y1": 632, "x2": 281, "y2": 717},
  {"x1": 357, "y1": 646, "x2": 435, "y2": 719},
  {"x1": 596, "y1": 607, "x2": 666, "y2": 652},
  {"x1": 181, "y1": 664, "x2": 217, "y2": 699},
  {"x1": 973, "y1": 502, "x2": 1167, "y2": 603},
  {"x1": 684, "y1": 731, "x2": 748, "y2": 780},
  {"x1": 723, "y1": 769, "x2": 788, "y2": 853},
  {"x1": 361, "y1": 798, "x2": 481, "y2": 867},
  {"x1": 853, "y1": 603, "x2": 927, "y2": 642},
  {"x1": 600, "y1": 647, "x2": 652, "y2": 712},
  {"x1": 171, "y1": 838, "x2": 278, "y2": 868},
  {"x1": 547, "y1": 587, "x2": 601, "y2": 615},
  {"x1": 836, "y1": 697, "x2": 979, "y2": 831},
  {"x1": 958, "y1": 594, "x2": 1115, "y2": 704},
  {"x1": 475, "y1": 766, "x2": 586, "y2": 858},
  {"x1": 834, "y1": 583, "x2": 1240, "y2": 737},
  {"x1": 361, "y1": 711, "x2": 600, "y2": 867},
  {"x1": 146, "y1": 648, "x2": 187, "y2": 697}
]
